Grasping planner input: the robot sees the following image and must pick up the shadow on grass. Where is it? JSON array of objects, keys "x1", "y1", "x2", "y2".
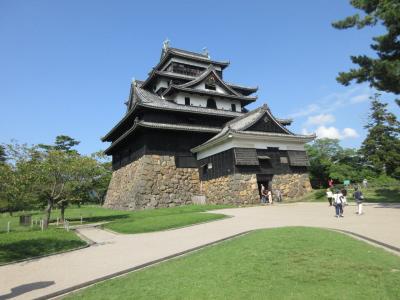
[
  {"x1": 0, "y1": 281, "x2": 55, "y2": 300},
  {"x1": 364, "y1": 188, "x2": 400, "y2": 203},
  {"x1": 0, "y1": 238, "x2": 86, "y2": 264},
  {"x1": 52, "y1": 214, "x2": 130, "y2": 224}
]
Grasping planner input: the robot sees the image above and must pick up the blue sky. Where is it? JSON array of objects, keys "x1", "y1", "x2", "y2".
[{"x1": 1, "y1": 0, "x2": 398, "y2": 155}]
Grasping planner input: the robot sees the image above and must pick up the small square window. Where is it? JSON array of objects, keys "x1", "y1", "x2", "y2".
[
  {"x1": 185, "y1": 97, "x2": 190, "y2": 106},
  {"x1": 280, "y1": 157, "x2": 289, "y2": 164},
  {"x1": 205, "y1": 83, "x2": 216, "y2": 90}
]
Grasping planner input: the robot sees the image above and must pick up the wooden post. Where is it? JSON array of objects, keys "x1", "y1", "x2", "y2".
[
  {"x1": 56, "y1": 217, "x2": 59, "y2": 226},
  {"x1": 31, "y1": 218, "x2": 34, "y2": 228},
  {"x1": 7, "y1": 221, "x2": 10, "y2": 233},
  {"x1": 66, "y1": 220, "x2": 69, "y2": 232},
  {"x1": 80, "y1": 215, "x2": 83, "y2": 225},
  {"x1": 41, "y1": 219, "x2": 44, "y2": 231}
]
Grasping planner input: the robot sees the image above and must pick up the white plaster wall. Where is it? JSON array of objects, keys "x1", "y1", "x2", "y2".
[
  {"x1": 171, "y1": 92, "x2": 241, "y2": 111},
  {"x1": 155, "y1": 79, "x2": 169, "y2": 92},
  {"x1": 194, "y1": 82, "x2": 227, "y2": 94},
  {"x1": 196, "y1": 137, "x2": 306, "y2": 160}
]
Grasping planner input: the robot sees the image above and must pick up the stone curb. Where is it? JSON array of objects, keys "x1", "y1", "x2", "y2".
[
  {"x1": 331, "y1": 228, "x2": 400, "y2": 255},
  {"x1": 35, "y1": 230, "x2": 252, "y2": 300},
  {"x1": 37, "y1": 226, "x2": 400, "y2": 300}
]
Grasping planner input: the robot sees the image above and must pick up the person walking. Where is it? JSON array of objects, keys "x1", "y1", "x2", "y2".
[
  {"x1": 267, "y1": 190, "x2": 273, "y2": 205},
  {"x1": 260, "y1": 184, "x2": 266, "y2": 204},
  {"x1": 328, "y1": 178, "x2": 334, "y2": 188},
  {"x1": 326, "y1": 188, "x2": 333, "y2": 206},
  {"x1": 275, "y1": 189, "x2": 282, "y2": 202},
  {"x1": 353, "y1": 186, "x2": 364, "y2": 215},
  {"x1": 333, "y1": 190, "x2": 344, "y2": 217},
  {"x1": 362, "y1": 178, "x2": 368, "y2": 188},
  {"x1": 341, "y1": 188, "x2": 348, "y2": 206}
]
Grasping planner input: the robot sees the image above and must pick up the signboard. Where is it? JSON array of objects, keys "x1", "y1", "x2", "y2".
[{"x1": 343, "y1": 180, "x2": 350, "y2": 186}]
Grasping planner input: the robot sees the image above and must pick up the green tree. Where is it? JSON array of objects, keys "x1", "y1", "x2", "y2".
[
  {"x1": 0, "y1": 144, "x2": 39, "y2": 215},
  {"x1": 332, "y1": 0, "x2": 400, "y2": 96},
  {"x1": 361, "y1": 94, "x2": 400, "y2": 177},
  {"x1": 89, "y1": 151, "x2": 112, "y2": 205},
  {"x1": 38, "y1": 135, "x2": 80, "y2": 153},
  {"x1": 305, "y1": 139, "x2": 343, "y2": 187},
  {"x1": 0, "y1": 145, "x2": 6, "y2": 163}
]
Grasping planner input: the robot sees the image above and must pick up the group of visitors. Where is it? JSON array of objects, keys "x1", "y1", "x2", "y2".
[
  {"x1": 260, "y1": 184, "x2": 282, "y2": 205},
  {"x1": 326, "y1": 179, "x2": 365, "y2": 218}
]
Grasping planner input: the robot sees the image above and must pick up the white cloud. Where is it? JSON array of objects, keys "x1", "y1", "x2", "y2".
[
  {"x1": 306, "y1": 114, "x2": 335, "y2": 126},
  {"x1": 350, "y1": 94, "x2": 369, "y2": 104},
  {"x1": 315, "y1": 126, "x2": 341, "y2": 139},
  {"x1": 315, "y1": 126, "x2": 359, "y2": 140},
  {"x1": 289, "y1": 86, "x2": 373, "y2": 118},
  {"x1": 342, "y1": 127, "x2": 359, "y2": 138}
]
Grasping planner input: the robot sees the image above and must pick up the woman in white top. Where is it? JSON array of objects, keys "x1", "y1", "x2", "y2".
[
  {"x1": 333, "y1": 191, "x2": 344, "y2": 217},
  {"x1": 326, "y1": 188, "x2": 333, "y2": 206}
]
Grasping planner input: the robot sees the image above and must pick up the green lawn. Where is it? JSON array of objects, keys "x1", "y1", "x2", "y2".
[
  {"x1": 0, "y1": 228, "x2": 86, "y2": 264},
  {"x1": 67, "y1": 227, "x2": 400, "y2": 300},
  {"x1": 0, "y1": 204, "x2": 231, "y2": 263},
  {"x1": 295, "y1": 184, "x2": 400, "y2": 203},
  {"x1": 105, "y1": 211, "x2": 226, "y2": 234}
]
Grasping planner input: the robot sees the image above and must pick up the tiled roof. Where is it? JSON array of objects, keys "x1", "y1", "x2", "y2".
[
  {"x1": 168, "y1": 47, "x2": 210, "y2": 59},
  {"x1": 191, "y1": 105, "x2": 315, "y2": 152},
  {"x1": 174, "y1": 65, "x2": 241, "y2": 96},
  {"x1": 225, "y1": 82, "x2": 258, "y2": 92},
  {"x1": 142, "y1": 69, "x2": 258, "y2": 97},
  {"x1": 275, "y1": 118, "x2": 293, "y2": 126},
  {"x1": 162, "y1": 86, "x2": 257, "y2": 103},
  {"x1": 135, "y1": 85, "x2": 244, "y2": 117},
  {"x1": 104, "y1": 120, "x2": 220, "y2": 154},
  {"x1": 101, "y1": 82, "x2": 244, "y2": 142},
  {"x1": 155, "y1": 47, "x2": 230, "y2": 72},
  {"x1": 138, "y1": 121, "x2": 220, "y2": 133}
]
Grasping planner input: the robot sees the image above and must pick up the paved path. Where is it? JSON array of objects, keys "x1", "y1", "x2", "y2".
[{"x1": 1, "y1": 202, "x2": 399, "y2": 300}]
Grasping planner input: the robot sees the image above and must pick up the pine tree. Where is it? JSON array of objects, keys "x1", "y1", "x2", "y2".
[
  {"x1": 332, "y1": 0, "x2": 400, "y2": 96},
  {"x1": 361, "y1": 94, "x2": 400, "y2": 177}
]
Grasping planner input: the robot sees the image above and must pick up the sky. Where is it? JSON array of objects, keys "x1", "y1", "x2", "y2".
[{"x1": 1, "y1": 0, "x2": 399, "y2": 155}]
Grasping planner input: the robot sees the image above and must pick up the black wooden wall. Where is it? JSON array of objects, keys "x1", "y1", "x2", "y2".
[
  {"x1": 111, "y1": 128, "x2": 214, "y2": 170},
  {"x1": 198, "y1": 148, "x2": 308, "y2": 181}
]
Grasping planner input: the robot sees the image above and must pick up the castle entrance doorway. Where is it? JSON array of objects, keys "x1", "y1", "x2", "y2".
[{"x1": 256, "y1": 174, "x2": 273, "y2": 198}]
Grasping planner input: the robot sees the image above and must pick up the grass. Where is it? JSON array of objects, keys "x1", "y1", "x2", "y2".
[
  {"x1": 0, "y1": 228, "x2": 86, "y2": 264},
  {"x1": 294, "y1": 184, "x2": 400, "y2": 203},
  {"x1": 66, "y1": 227, "x2": 400, "y2": 300},
  {"x1": 0, "y1": 204, "x2": 231, "y2": 263},
  {"x1": 103, "y1": 204, "x2": 231, "y2": 234},
  {"x1": 105, "y1": 212, "x2": 226, "y2": 234}
]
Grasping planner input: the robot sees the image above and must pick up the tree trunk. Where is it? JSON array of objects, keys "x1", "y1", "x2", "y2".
[
  {"x1": 60, "y1": 202, "x2": 66, "y2": 223},
  {"x1": 44, "y1": 198, "x2": 53, "y2": 229}
]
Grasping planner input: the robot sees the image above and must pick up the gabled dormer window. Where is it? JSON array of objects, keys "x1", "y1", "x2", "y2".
[
  {"x1": 205, "y1": 76, "x2": 216, "y2": 91},
  {"x1": 185, "y1": 97, "x2": 190, "y2": 106},
  {"x1": 207, "y1": 98, "x2": 217, "y2": 109}
]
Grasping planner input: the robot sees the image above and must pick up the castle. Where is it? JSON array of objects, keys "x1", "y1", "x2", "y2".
[{"x1": 102, "y1": 43, "x2": 315, "y2": 210}]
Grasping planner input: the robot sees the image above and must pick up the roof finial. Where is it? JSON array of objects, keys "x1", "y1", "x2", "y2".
[
  {"x1": 163, "y1": 38, "x2": 170, "y2": 50},
  {"x1": 202, "y1": 47, "x2": 210, "y2": 59}
]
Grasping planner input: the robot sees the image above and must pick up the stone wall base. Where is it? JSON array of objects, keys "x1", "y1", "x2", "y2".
[
  {"x1": 103, "y1": 155, "x2": 201, "y2": 210},
  {"x1": 271, "y1": 173, "x2": 313, "y2": 199},
  {"x1": 202, "y1": 174, "x2": 259, "y2": 205},
  {"x1": 104, "y1": 155, "x2": 313, "y2": 210}
]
